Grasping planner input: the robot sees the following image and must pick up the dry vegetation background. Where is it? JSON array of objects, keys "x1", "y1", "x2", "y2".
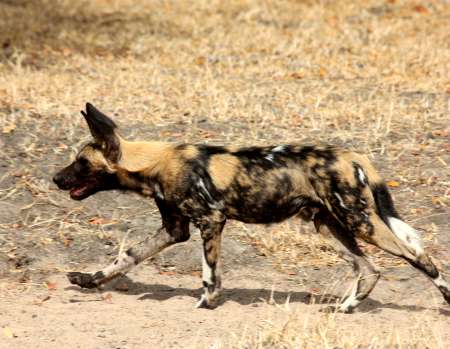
[{"x1": 0, "y1": 0, "x2": 449, "y2": 348}]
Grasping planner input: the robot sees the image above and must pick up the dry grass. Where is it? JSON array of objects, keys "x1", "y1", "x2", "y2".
[
  {"x1": 0, "y1": 0, "x2": 449, "y2": 347},
  {"x1": 233, "y1": 307, "x2": 448, "y2": 348}
]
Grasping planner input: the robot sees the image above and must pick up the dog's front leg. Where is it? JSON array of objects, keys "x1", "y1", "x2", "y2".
[
  {"x1": 67, "y1": 226, "x2": 177, "y2": 288},
  {"x1": 195, "y1": 220, "x2": 226, "y2": 309},
  {"x1": 68, "y1": 201, "x2": 190, "y2": 289}
]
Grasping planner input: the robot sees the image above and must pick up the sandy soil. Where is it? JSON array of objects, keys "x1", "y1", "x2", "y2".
[
  {"x1": 1, "y1": 227, "x2": 450, "y2": 348},
  {"x1": 1, "y1": 1, "x2": 450, "y2": 348}
]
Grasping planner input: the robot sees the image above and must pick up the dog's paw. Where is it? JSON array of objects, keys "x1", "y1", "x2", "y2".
[
  {"x1": 319, "y1": 305, "x2": 354, "y2": 314},
  {"x1": 67, "y1": 272, "x2": 98, "y2": 289},
  {"x1": 443, "y1": 291, "x2": 450, "y2": 305},
  {"x1": 437, "y1": 286, "x2": 450, "y2": 305},
  {"x1": 195, "y1": 295, "x2": 215, "y2": 309}
]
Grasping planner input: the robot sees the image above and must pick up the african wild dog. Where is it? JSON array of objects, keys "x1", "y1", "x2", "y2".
[{"x1": 53, "y1": 103, "x2": 450, "y2": 313}]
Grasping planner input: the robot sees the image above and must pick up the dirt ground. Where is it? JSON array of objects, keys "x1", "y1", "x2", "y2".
[{"x1": 0, "y1": 1, "x2": 449, "y2": 348}]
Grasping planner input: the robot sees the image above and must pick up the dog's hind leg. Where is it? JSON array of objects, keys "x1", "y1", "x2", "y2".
[
  {"x1": 68, "y1": 212, "x2": 190, "y2": 289},
  {"x1": 195, "y1": 220, "x2": 226, "y2": 309},
  {"x1": 314, "y1": 209, "x2": 380, "y2": 313},
  {"x1": 362, "y1": 214, "x2": 450, "y2": 305}
]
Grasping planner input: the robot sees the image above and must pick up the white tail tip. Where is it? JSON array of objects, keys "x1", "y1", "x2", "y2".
[{"x1": 387, "y1": 217, "x2": 424, "y2": 255}]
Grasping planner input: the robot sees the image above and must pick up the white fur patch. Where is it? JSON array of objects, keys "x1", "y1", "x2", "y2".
[
  {"x1": 339, "y1": 281, "x2": 360, "y2": 312},
  {"x1": 433, "y1": 274, "x2": 450, "y2": 289},
  {"x1": 202, "y1": 251, "x2": 213, "y2": 285},
  {"x1": 103, "y1": 252, "x2": 135, "y2": 276},
  {"x1": 197, "y1": 178, "x2": 215, "y2": 203},
  {"x1": 196, "y1": 179, "x2": 223, "y2": 209},
  {"x1": 357, "y1": 168, "x2": 366, "y2": 184},
  {"x1": 197, "y1": 178, "x2": 210, "y2": 197},
  {"x1": 388, "y1": 217, "x2": 424, "y2": 255},
  {"x1": 334, "y1": 193, "x2": 347, "y2": 209},
  {"x1": 154, "y1": 183, "x2": 164, "y2": 200},
  {"x1": 272, "y1": 145, "x2": 285, "y2": 152},
  {"x1": 195, "y1": 294, "x2": 208, "y2": 308},
  {"x1": 265, "y1": 154, "x2": 275, "y2": 162}
]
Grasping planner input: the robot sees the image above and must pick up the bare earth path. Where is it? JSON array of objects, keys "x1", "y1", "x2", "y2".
[{"x1": 1, "y1": 228, "x2": 450, "y2": 348}]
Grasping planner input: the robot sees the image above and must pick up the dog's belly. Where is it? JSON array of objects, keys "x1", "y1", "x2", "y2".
[{"x1": 223, "y1": 195, "x2": 316, "y2": 224}]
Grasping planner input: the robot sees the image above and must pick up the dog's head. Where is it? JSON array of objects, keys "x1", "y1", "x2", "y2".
[{"x1": 53, "y1": 103, "x2": 122, "y2": 200}]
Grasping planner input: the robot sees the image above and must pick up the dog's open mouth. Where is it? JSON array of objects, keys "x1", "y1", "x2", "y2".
[{"x1": 69, "y1": 181, "x2": 97, "y2": 200}]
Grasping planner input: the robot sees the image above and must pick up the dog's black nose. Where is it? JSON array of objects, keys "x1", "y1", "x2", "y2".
[{"x1": 53, "y1": 173, "x2": 62, "y2": 186}]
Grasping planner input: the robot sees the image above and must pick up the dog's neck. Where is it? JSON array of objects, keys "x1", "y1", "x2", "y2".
[
  {"x1": 117, "y1": 139, "x2": 174, "y2": 175},
  {"x1": 113, "y1": 139, "x2": 175, "y2": 196}
]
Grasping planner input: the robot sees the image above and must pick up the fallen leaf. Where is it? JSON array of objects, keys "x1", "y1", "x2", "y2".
[
  {"x1": 290, "y1": 72, "x2": 304, "y2": 79},
  {"x1": 431, "y1": 196, "x2": 443, "y2": 206},
  {"x1": 198, "y1": 129, "x2": 216, "y2": 138},
  {"x1": 102, "y1": 293, "x2": 113, "y2": 303},
  {"x1": 89, "y1": 217, "x2": 104, "y2": 225},
  {"x1": 45, "y1": 281, "x2": 57, "y2": 291},
  {"x1": 431, "y1": 130, "x2": 449, "y2": 138},
  {"x1": 89, "y1": 217, "x2": 108, "y2": 225},
  {"x1": 57, "y1": 143, "x2": 68, "y2": 150},
  {"x1": 309, "y1": 287, "x2": 321, "y2": 295},
  {"x1": 386, "y1": 180, "x2": 400, "y2": 187},
  {"x1": 413, "y1": 5, "x2": 428, "y2": 14}
]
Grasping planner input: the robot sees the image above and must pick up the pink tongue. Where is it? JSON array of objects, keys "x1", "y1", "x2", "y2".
[{"x1": 71, "y1": 184, "x2": 88, "y2": 196}]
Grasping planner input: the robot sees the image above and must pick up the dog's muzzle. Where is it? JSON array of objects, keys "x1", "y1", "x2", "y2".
[{"x1": 53, "y1": 173, "x2": 71, "y2": 190}]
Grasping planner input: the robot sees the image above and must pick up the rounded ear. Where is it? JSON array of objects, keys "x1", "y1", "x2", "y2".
[{"x1": 81, "y1": 103, "x2": 121, "y2": 162}]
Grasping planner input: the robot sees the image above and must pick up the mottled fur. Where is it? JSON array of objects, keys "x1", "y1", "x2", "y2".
[{"x1": 53, "y1": 103, "x2": 450, "y2": 312}]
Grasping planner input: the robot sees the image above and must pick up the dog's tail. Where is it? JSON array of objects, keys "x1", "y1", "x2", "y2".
[
  {"x1": 370, "y1": 182, "x2": 399, "y2": 225},
  {"x1": 370, "y1": 181, "x2": 423, "y2": 255},
  {"x1": 351, "y1": 153, "x2": 424, "y2": 255}
]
